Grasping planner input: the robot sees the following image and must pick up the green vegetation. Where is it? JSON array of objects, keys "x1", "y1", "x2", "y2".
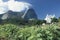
[
  {"x1": 1, "y1": 19, "x2": 46, "y2": 25},
  {"x1": 0, "y1": 17, "x2": 60, "y2": 40},
  {"x1": 51, "y1": 17, "x2": 59, "y2": 23},
  {"x1": 0, "y1": 23, "x2": 60, "y2": 40}
]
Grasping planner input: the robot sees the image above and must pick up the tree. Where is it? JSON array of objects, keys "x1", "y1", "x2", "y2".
[
  {"x1": 58, "y1": 17, "x2": 60, "y2": 22},
  {"x1": 42, "y1": 20, "x2": 46, "y2": 23},
  {"x1": 51, "y1": 17, "x2": 58, "y2": 23},
  {"x1": 36, "y1": 20, "x2": 42, "y2": 25},
  {"x1": 28, "y1": 19, "x2": 37, "y2": 25}
]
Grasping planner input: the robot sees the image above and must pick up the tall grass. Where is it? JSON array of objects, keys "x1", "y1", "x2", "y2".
[{"x1": 0, "y1": 24, "x2": 60, "y2": 40}]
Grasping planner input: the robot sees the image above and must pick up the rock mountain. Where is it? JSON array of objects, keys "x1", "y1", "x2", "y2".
[
  {"x1": 0, "y1": 8, "x2": 37, "y2": 20},
  {"x1": 0, "y1": 1, "x2": 37, "y2": 21}
]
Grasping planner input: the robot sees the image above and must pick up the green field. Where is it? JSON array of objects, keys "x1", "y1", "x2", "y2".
[{"x1": 0, "y1": 23, "x2": 60, "y2": 40}]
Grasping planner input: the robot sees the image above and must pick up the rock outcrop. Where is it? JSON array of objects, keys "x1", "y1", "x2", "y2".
[
  {"x1": 1, "y1": 8, "x2": 37, "y2": 20},
  {"x1": 0, "y1": 0, "x2": 38, "y2": 21}
]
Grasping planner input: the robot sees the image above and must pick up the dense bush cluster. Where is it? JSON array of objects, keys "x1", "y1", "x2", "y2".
[
  {"x1": 0, "y1": 17, "x2": 60, "y2": 25},
  {"x1": 0, "y1": 24, "x2": 60, "y2": 40},
  {"x1": 1, "y1": 19, "x2": 46, "y2": 25}
]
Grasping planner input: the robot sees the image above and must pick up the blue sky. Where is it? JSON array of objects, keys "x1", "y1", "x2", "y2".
[{"x1": 3, "y1": 0, "x2": 60, "y2": 19}]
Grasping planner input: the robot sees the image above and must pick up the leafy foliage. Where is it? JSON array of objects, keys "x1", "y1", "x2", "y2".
[
  {"x1": 51, "y1": 17, "x2": 58, "y2": 23},
  {"x1": 1, "y1": 19, "x2": 45, "y2": 25},
  {"x1": 0, "y1": 24, "x2": 60, "y2": 40}
]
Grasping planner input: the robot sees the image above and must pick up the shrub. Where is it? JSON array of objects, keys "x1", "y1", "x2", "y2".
[
  {"x1": 51, "y1": 17, "x2": 58, "y2": 23},
  {"x1": 0, "y1": 24, "x2": 60, "y2": 40}
]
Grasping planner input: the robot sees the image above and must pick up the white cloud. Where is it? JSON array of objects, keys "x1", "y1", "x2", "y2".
[
  {"x1": 0, "y1": 0, "x2": 32, "y2": 14},
  {"x1": 0, "y1": 6, "x2": 8, "y2": 14},
  {"x1": 0, "y1": 0, "x2": 8, "y2": 14},
  {"x1": 8, "y1": 1, "x2": 27, "y2": 12}
]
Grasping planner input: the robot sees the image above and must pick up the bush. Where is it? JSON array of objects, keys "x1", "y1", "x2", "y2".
[
  {"x1": 36, "y1": 20, "x2": 46, "y2": 25},
  {"x1": 0, "y1": 24, "x2": 60, "y2": 40},
  {"x1": 2, "y1": 19, "x2": 46, "y2": 25},
  {"x1": 51, "y1": 17, "x2": 58, "y2": 23}
]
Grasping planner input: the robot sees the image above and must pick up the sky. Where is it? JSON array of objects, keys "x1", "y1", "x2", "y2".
[{"x1": 3, "y1": 0, "x2": 60, "y2": 19}]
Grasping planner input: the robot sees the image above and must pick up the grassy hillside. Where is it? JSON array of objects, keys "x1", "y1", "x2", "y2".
[{"x1": 0, "y1": 23, "x2": 60, "y2": 40}]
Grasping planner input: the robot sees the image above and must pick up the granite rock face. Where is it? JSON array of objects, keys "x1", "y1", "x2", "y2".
[
  {"x1": 0, "y1": 1, "x2": 38, "y2": 21},
  {"x1": 1, "y1": 8, "x2": 37, "y2": 20}
]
